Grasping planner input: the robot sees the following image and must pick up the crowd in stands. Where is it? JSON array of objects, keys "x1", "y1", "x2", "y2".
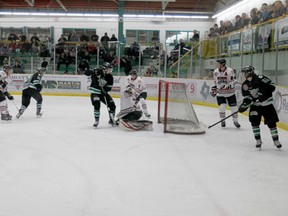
[
  {"x1": 207, "y1": 0, "x2": 288, "y2": 39},
  {"x1": 0, "y1": 0, "x2": 287, "y2": 74}
]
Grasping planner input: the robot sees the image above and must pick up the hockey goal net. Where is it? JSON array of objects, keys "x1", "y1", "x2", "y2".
[{"x1": 157, "y1": 80, "x2": 205, "y2": 134}]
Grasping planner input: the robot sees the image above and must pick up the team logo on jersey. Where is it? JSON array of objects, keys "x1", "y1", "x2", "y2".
[{"x1": 242, "y1": 84, "x2": 249, "y2": 91}]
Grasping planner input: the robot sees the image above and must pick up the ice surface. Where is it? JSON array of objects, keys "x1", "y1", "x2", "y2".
[{"x1": 0, "y1": 96, "x2": 287, "y2": 216}]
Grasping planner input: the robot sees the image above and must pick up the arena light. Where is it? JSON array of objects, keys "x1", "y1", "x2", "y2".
[
  {"x1": 0, "y1": 11, "x2": 209, "y2": 19},
  {"x1": 212, "y1": 0, "x2": 249, "y2": 19}
]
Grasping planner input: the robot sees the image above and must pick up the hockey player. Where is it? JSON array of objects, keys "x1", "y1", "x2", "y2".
[
  {"x1": 0, "y1": 65, "x2": 14, "y2": 121},
  {"x1": 211, "y1": 58, "x2": 240, "y2": 128},
  {"x1": 127, "y1": 69, "x2": 150, "y2": 118},
  {"x1": 85, "y1": 62, "x2": 116, "y2": 128},
  {"x1": 238, "y1": 66, "x2": 282, "y2": 149},
  {"x1": 116, "y1": 85, "x2": 153, "y2": 131},
  {"x1": 16, "y1": 61, "x2": 48, "y2": 118}
]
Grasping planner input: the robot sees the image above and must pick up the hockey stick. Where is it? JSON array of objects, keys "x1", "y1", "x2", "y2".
[
  {"x1": 208, "y1": 111, "x2": 238, "y2": 129},
  {"x1": 11, "y1": 99, "x2": 20, "y2": 112},
  {"x1": 101, "y1": 87, "x2": 116, "y2": 125}
]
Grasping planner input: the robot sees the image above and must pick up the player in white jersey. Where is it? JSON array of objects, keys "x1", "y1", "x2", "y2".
[
  {"x1": 116, "y1": 85, "x2": 153, "y2": 131},
  {"x1": 211, "y1": 58, "x2": 240, "y2": 128},
  {"x1": 0, "y1": 65, "x2": 14, "y2": 121},
  {"x1": 127, "y1": 69, "x2": 150, "y2": 117}
]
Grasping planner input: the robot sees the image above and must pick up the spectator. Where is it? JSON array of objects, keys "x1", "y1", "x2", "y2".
[
  {"x1": 21, "y1": 39, "x2": 32, "y2": 53},
  {"x1": 13, "y1": 59, "x2": 25, "y2": 74},
  {"x1": 128, "y1": 41, "x2": 140, "y2": 59},
  {"x1": 77, "y1": 59, "x2": 89, "y2": 75},
  {"x1": 225, "y1": 21, "x2": 235, "y2": 34},
  {"x1": 91, "y1": 32, "x2": 99, "y2": 42},
  {"x1": 30, "y1": 32, "x2": 40, "y2": 43},
  {"x1": 208, "y1": 27, "x2": 218, "y2": 38},
  {"x1": 80, "y1": 31, "x2": 89, "y2": 42},
  {"x1": 57, "y1": 52, "x2": 70, "y2": 71},
  {"x1": 100, "y1": 32, "x2": 110, "y2": 52},
  {"x1": 109, "y1": 34, "x2": 118, "y2": 56},
  {"x1": 8, "y1": 32, "x2": 18, "y2": 41},
  {"x1": 58, "y1": 34, "x2": 67, "y2": 43},
  {"x1": 68, "y1": 31, "x2": 80, "y2": 42},
  {"x1": 285, "y1": 0, "x2": 288, "y2": 14},
  {"x1": 120, "y1": 56, "x2": 132, "y2": 76},
  {"x1": 151, "y1": 33, "x2": 159, "y2": 44},
  {"x1": 241, "y1": 13, "x2": 250, "y2": 27},
  {"x1": 259, "y1": 3, "x2": 272, "y2": 23},
  {"x1": 219, "y1": 20, "x2": 226, "y2": 35},
  {"x1": 19, "y1": 33, "x2": 27, "y2": 42},
  {"x1": 250, "y1": 8, "x2": 260, "y2": 25},
  {"x1": 274, "y1": 0, "x2": 286, "y2": 18},
  {"x1": 192, "y1": 30, "x2": 200, "y2": 42},
  {"x1": 234, "y1": 15, "x2": 243, "y2": 30}
]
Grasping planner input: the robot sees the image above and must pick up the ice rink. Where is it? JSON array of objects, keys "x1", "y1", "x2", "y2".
[{"x1": 1, "y1": 95, "x2": 288, "y2": 216}]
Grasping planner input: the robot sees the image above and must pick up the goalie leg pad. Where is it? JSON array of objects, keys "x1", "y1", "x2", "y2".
[{"x1": 119, "y1": 119, "x2": 153, "y2": 131}]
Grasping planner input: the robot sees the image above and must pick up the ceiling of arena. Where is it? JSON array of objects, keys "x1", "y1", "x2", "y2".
[{"x1": 0, "y1": 0, "x2": 221, "y2": 15}]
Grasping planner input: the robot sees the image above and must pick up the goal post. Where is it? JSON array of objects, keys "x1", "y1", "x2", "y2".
[{"x1": 157, "y1": 80, "x2": 205, "y2": 134}]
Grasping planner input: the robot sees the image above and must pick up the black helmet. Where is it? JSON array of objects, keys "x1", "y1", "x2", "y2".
[
  {"x1": 41, "y1": 61, "x2": 48, "y2": 68},
  {"x1": 129, "y1": 69, "x2": 137, "y2": 75},
  {"x1": 103, "y1": 62, "x2": 112, "y2": 69},
  {"x1": 216, "y1": 58, "x2": 226, "y2": 64},
  {"x1": 241, "y1": 66, "x2": 255, "y2": 76}
]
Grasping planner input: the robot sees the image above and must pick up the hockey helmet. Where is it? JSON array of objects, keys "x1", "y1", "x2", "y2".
[
  {"x1": 41, "y1": 61, "x2": 48, "y2": 68},
  {"x1": 103, "y1": 62, "x2": 112, "y2": 69},
  {"x1": 216, "y1": 58, "x2": 226, "y2": 65},
  {"x1": 129, "y1": 69, "x2": 137, "y2": 76},
  {"x1": 241, "y1": 66, "x2": 255, "y2": 77}
]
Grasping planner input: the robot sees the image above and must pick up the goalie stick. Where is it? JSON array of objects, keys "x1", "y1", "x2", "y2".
[{"x1": 208, "y1": 111, "x2": 238, "y2": 129}]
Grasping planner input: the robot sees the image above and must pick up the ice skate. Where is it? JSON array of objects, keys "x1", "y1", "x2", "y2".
[
  {"x1": 273, "y1": 140, "x2": 282, "y2": 149},
  {"x1": 36, "y1": 112, "x2": 43, "y2": 118},
  {"x1": 108, "y1": 118, "x2": 115, "y2": 126},
  {"x1": 1, "y1": 113, "x2": 12, "y2": 121},
  {"x1": 233, "y1": 121, "x2": 241, "y2": 128},
  {"x1": 93, "y1": 120, "x2": 99, "y2": 128},
  {"x1": 221, "y1": 121, "x2": 226, "y2": 127},
  {"x1": 16, "y1": 109, "x2": 24, "y2": 119},
  {"x1": 255, "y1": 139, "x2": 262, "y2": 149}
]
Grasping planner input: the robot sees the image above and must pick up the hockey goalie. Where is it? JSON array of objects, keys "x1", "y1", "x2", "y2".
[{"x1": 116, "y1": 85, "x2": 153, "y2": 131}]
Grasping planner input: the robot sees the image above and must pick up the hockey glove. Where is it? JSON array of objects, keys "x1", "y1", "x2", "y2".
[
  {"x1": 210, "y1": 86, "x2": 217, "y2": 97},
  {"x1": 4, "y1": 92, "x2": 14, "y2": 100},
  {"x1": 36, "y1": 85, "x2": 43, "y2": 92},
  {"x1": 1, "y1": 80, "x2": 7, "y2": 89},
  {"x1": 238, "y1": 98, "x2": 252, "y2": 113}
]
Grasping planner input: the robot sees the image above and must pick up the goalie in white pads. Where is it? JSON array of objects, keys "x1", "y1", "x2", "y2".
[
  {"x1": 0, "y1": 65, "x2": 14, "y2": 121},
  {"x1": 116, "y1": 85, "x2": 153, "y2": 131},
  {"x1": 127, "y1": 69, "x2": 150, "y2": 118}
]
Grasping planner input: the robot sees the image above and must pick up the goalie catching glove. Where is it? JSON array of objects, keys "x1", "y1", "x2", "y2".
[{"x1": 238, "y1": 98, "x2": 252, "y2": 113}]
